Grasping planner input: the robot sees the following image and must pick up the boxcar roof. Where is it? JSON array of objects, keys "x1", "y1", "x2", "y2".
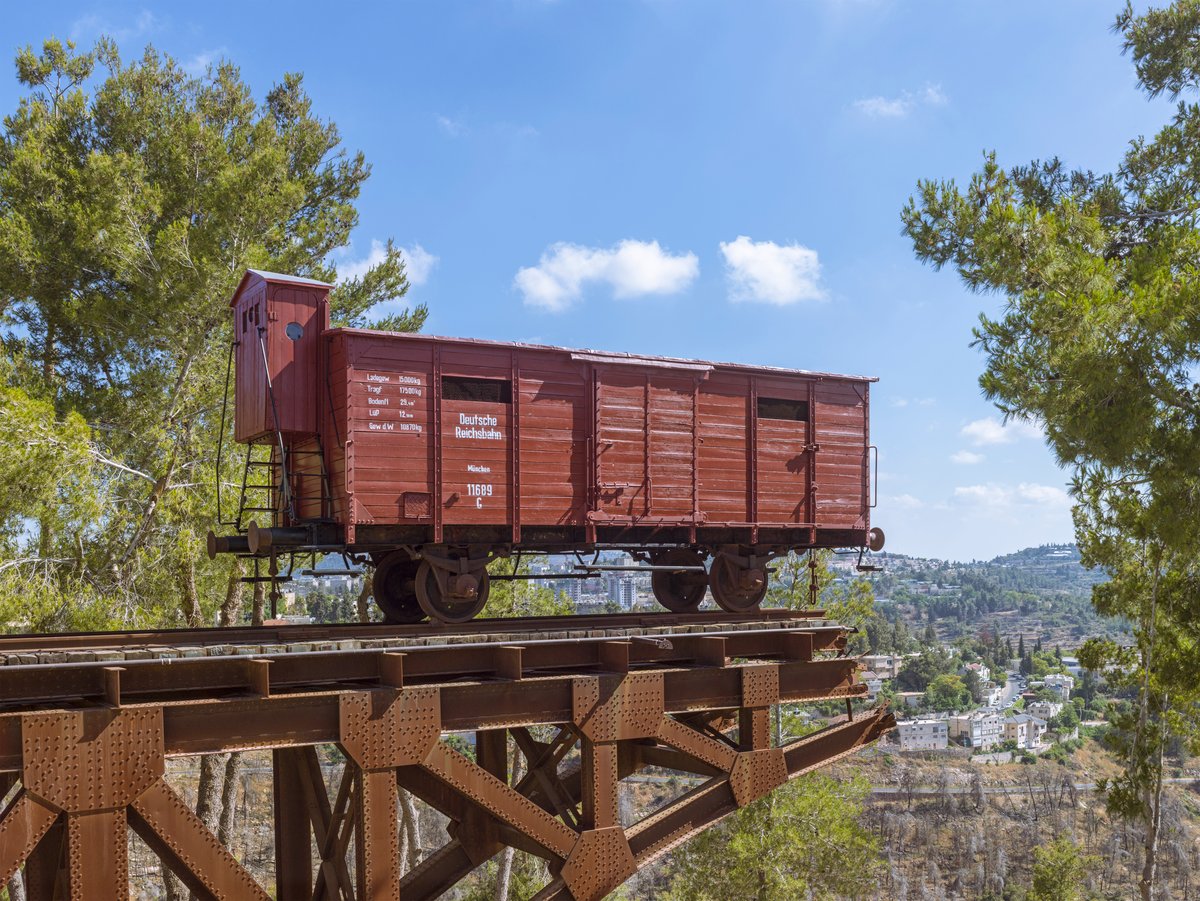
[
  {"x1": 229, "y1": 269, "x2": 334, "y2": 305},
  {"x1": 328, "y1": 327, "x2": 878, "y2": 383}
]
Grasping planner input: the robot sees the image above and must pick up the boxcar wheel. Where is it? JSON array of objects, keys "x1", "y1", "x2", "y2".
[
  {"x1": 650, "y1": 549, "x2": 708, "y2": 612},
  {"x1": 415, "y1": 561, "x2": 490, "y2": 624},
  {"x1": 372, "y1": 554, "x2": 426, "y2": 624},
  {"x1": 709, "y1": 554, "x2": 768, "y2": 612}
]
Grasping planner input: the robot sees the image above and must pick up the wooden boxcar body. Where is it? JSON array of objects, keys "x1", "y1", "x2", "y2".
[{"x1": 216, "y1": 270, "x2": 880, "y2": 622}]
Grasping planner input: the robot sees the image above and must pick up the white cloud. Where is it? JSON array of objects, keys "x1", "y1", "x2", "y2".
[
  {"x1": 891, "y1": 396, "x2": 936, "y2": 409},
  {"x1": 960, "y1": 416, "x2": 1042, "y2": 446},
  {"x1": 853, "y1": 83, "x2": 948, "y2": 119},
  {"x1": 953, "y1": 482, "x2": 1071, "y2": 510},
  {"x1": 1015, "y1": 483, "x2": 1071, "y2": 507},
  {"x1": 338, "y1": 240, "x2": 439, "y2": 286},
  {"x1": 183, "y1": 48, "x2": 226, "y2": 76},
  {"x1": 853, "y1": 96, "x2": 910, "y2": 119},
  {"x1": 950, "y1": 450, "x2": 984, "y2": 465},
  {"x1": 515, "y1": 240, "x2": 699, "y2": 311},
  {"x1": 719, "y1": 236, "x2": 825, "y2": 305},
  {"x1": 921, "y1": 84, "x2": 948, "y2": 106},
  {"x1": 71, "y1": 9, "x2": 159, "y2": 42},
  {"x1": 889, "y1": 494, "x2": 924, "y2": 509},
  {"x1": 399, "y1": 244, "x2": 437, "y2": 285},
  {"x1": 890, "y1": 397, "x2": 909, "y2": 408},
  {"x1": 436, "y1": 115, "x2": 467, "y2": 137}
]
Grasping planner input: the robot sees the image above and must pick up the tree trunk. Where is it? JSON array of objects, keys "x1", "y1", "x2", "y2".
[
  {"x1": 7, "y1": 872, "x2": 25, "y2": 901},
  {"x1": 180, "y1": 558, "x2": 202, "y2": 628},
  {"x1": 195, "y1": 754, "x2": 225, "y2": 832},
  {"x1": 1136, "y1": 551, "x2": 1164, "y2": 901},
  {"x1": 219, "y1": 559, "x2": 244, "y2": 627},
  {"x1": 252, "y1": 579, "x2": 265, "y2": 627},
  {"x1": 1139, "y1": 712, "x2": 1166, "y2": 901},
  {"x1": 217, "y1": 752, "x2": 243, "y2": 850},
  {"x1": 494, "y1": 739, "x2": 525, "y2": 901},
  {"x1": 400, "y1": 788, "x2": 421, "y2": 873},
  {"x1": 163, "y1": 871, "x2": 188, "y2": 901},
  {"x1": 357, "y1": 573, "x2": 372, "y2": 623}
]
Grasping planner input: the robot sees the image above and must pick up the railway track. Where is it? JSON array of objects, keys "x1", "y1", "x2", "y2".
[
  {"x1": 0, "y1": 606, "x2": 824, "y2": 660},
  {"x1": 0, "y1": 617, "x2": 848, "y2": 714}
]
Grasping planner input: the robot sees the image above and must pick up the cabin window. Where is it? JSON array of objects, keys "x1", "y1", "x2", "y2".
[
  {"x1": 442, "y1": 376, "x2": 513, "y2": 404},
  {"x1": 757, "y1": 397, "x2": 808, "y2": 422}
]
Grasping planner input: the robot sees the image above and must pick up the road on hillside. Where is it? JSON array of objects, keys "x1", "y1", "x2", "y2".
[{"x1": 869, "y1": 776, "x2": 1197, "y2": 800}]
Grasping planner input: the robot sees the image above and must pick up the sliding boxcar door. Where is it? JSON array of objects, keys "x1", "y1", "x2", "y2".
[
  {"x1": 594, "y1": 369, "x2": 649, "y2": 519},
  {"x1": 812, "y1": 381, "x2": 869, "y2": 530},
  {"x1": 646, "y1": 374, "x2": 696, "y2": 519},
  {"x1": 754, "y1": 381, "x2": 814, "y2": 525}
]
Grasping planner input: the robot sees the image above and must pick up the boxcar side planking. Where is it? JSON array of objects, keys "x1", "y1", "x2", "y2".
[{"x1": 210, "y1": 270, "x2": 884, "y2": 623}]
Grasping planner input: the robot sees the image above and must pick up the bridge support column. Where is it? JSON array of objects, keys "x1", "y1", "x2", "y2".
[{"x1": 273, "y1": 747, "x2": 314, "y2": 898}]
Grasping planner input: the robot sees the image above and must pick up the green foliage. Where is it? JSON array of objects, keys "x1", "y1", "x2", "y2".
[
  {"x1": 924, "y1": 673, "x2": 973, "y2": 712},
  {"x1": 895, "y1": 647, "x2": 955, "y2": 692},
  {"x1": 1051, "y1": 703, "x2": 1080, "y2": 731},
  {"x1": 767, "y1": 550, "x2": 875, "y2": 629},
  {"x1": 0, "y1": 38, "x2": 422, "y2": 629},
  {"x1": 306, "y1": 589, "x2": 358, "y2": 624},
  {"x1": 483, "y1": 557, "x2": 574, "y2": 618},
  {"x1": 902, "y1": 4, "x2": 1200, "y2": 891},
  {"x1": 1028, "y1": 836, "x2": 1100, "y2": 901},
  {"x1": 663, "y1": 773, "x2": 880, "y2": 901},
  {"x1": 0, "y1": 366, "x2": 98, "y2": 551},
  {"x1": 961, "y1": 667, "x2": 985, "y2": 703}
]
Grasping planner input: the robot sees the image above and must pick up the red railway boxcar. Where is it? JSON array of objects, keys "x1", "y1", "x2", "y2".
[{"x1": 211, "y1": 270, "x2": 883, "y2": 622}]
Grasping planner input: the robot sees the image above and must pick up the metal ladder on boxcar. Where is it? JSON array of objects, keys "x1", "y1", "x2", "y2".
[{"x1": 234, "y1": 436, "x2": 335, "y2": 532}]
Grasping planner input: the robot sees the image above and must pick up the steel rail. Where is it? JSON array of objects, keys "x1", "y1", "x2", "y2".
[
  {"x1": 0, "y1": 624, "x2": 847, "y2": 710},
  {"x1": 0, "y1": 607, "x2": 825, "y2": 654}
]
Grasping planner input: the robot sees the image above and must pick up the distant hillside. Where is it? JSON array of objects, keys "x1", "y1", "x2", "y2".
[
  {"x1": 864, "y1": 543, "x2": 1124, "y2": 647},
  {"x1": 872, "y1": 543, "x2": 1106, "y2": 594}
]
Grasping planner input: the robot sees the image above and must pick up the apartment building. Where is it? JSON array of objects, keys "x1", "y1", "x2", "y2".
[
  {"x1": 1027, "y1": 700, "x2": 1063, "y2": 721},
  {"x1": 1043, "y1": 673, "x2": 1075, "y2": 701},
  {"x1": 948, "y1": 709, "x2": 1003, "y2": 749},
  {"x1": 898, "y1": 718, "x2": 949, "y2": 751},
  {"x1": 1004, "y1": 713, "x2": 1048, "y2": 749}
]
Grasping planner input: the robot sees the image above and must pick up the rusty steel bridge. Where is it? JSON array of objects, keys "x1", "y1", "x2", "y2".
[{"x1": 0, "y1": 610, "x2": 894, "y2": 900}]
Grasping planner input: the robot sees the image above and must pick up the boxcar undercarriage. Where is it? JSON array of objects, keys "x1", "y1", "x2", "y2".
[{"x1": 212, "y1": 521, "x2": 884, "y2": 624}]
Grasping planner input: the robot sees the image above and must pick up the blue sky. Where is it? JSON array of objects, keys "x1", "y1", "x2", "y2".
[{"x1": 2, "y1": 1, "x2": 1175, "y2": 561}]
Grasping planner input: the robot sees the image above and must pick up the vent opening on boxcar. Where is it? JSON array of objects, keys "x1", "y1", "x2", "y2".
[
  {"x1": 756, "y1": 397, "x2": 808, "y2": 421},
  {"x1": 442, "y1": 376, "x2": 512, "y2": 404}
]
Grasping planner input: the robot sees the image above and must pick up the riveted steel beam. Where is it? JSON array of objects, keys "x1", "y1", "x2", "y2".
[{"x1": 0, "y1": 619, "x2": 892, "y2": 900}]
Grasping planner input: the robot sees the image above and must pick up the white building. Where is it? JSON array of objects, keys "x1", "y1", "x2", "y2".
[
  {"x1": 898, "y1": 718, "x2": 949, "y2": 751},
  {"x1": 1027, "y1": 700, "x2": 1063, "y2": 721},
  {"x1": 616, "y1": 578, "x2": 637, "y2": 610},
  {"x1": 982, "y1": 682, "x2": 1003, "y2": 707},
  {"x1": 860, "y1": 670, "x2": 884, "y2": 699},
  {"x1": 1029, "y1": 716, "x2": 1048, "y2": 746},
  {"x1": 862, "y1": 654, "x2": 903, "y2": 679},
  {"x1": 948, "y1": 710, "x2": 1003, "y2": 749},
  {"x1": 1060, "y1": 656, "x2": 1084, "y2": 677},
  {"x1": 961, "y1": 662, "x2": 991, "y2": 684},
  {"x1": 1043, "y1": 673, "x2": 1075, "y2": 701},
  {"x1": 1005, "y1": 713, "x2": 1048, "y2": 749}
]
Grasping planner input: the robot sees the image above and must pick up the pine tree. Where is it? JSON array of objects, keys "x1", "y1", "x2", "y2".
[
  {"x1": 903, "y1": 6, "x2": 1200, "y2": 896},
  {"x1": 0, "y1": 39, "x2": 422, "y2": 628}
]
